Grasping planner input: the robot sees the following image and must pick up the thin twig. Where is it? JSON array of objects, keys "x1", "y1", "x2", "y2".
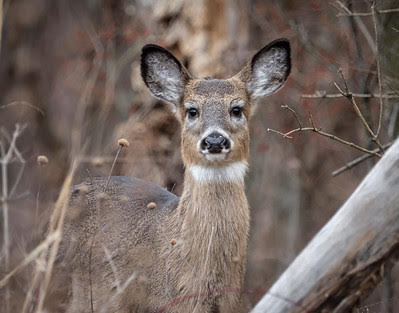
[
  {"x1": 104, "y1": 146, "x2": 122, "y2": 191},
  {"x1": 0, "y1": 128, "x2": 10, "y2": 142},
  {"x1": 21, "y1": 268, "x2": 41, "y2": 313},
  {"x1": 301, "y1": 92, "x2": 399, "y2": 99},
  {"x1": 333, "y1": 1, "x2": 377, "y2": 53},
  {"x1": 337, "y1": 69, "x2": 349, "y2": 92},
  {"x1": 337, "y1": 8, "x2": 399, "y2": 17},
  {"x1": 89, "y1": 235, "x2": 95, "y2": 313},
  {"x1": 334, "y1": 0, "x2": 352, "y2": 16},
  {"x1": 104, "y1": 139, "x2": 129, "y2": 192},
  {"x1": 5, "y1": 190, "x2": 29, "y2": 202},
  {"x1": 0, "y1": 101, "x2": 45, "y2": 116},
  {"x1": 267, "y1": 108, "x2": 382, "y2": 158},
  {"x1": 353, "y1": 14, "x2": 377, "y2": 54},
  {"x1": 118, "y1": 272, "x2": 137, "y2": 294},
  {"x1": 0, "y1": 124, "x2": 26, "y2": 165},
  {"x1": 0, "y1": 0, "x2": 3, "y2": 57},
  {"x1": 332, "y1": 142, "x2": 393, "y2": 176},
  {"x1": 103, "y1": 246, "x2": 121, "y2": 292},
  {"x1": 268, "y1": 126, "x2": 381, "y2": 157},
  {"x1": 267, "y1": 128, "x2": 293, "y2": 139},
  {"x1": 0, "y1": 124, "x2": 26, "y2": 313},
  {"x1": 335, "y1": 69, "x2": 384, "y2": 152},
  {"x1": 1, "y1": 162, "x2": 9, "y2": 313},
  {"x1": 0, "y1": 231, "x2": 60, "y2": 289},
  {"x1": 309, "y1": 112, "x2": 317, "y2": 129},
  {"x1": 371, "y1": 0, "x2": 384, "y2": 137},
  {"x1": 282, "y1": 105, "x2": 302, "y2": 129},
  {"x1": 333, "y1": 81, "x2": 345, "y2": 95},
  {"x1": 9, "y1": 162, "x2": 25, "y2": 198},
  {"x1": 35, "y1": 172, "x2": 41, "y2": 223},
  {"x1": 21, "y1": 268, "x2": 40, "y2": 313}
]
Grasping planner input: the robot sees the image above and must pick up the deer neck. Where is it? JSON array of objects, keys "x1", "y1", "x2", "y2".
[
  {"x1": 167, "y1": 162, "x2": 250, "y2": 291},
  {"x1": 180, "y1": 162, "x2": 249, "y2": 223},
  {"x1": 179, "y1": 161, "x2": 249, "y2": 237}
]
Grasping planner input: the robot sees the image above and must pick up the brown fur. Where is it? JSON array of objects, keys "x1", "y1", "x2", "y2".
[{"x1": 57, "y1": 39, "x2": 291, "y2": 313}]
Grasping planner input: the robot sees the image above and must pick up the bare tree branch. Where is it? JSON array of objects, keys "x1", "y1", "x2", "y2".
[
  {"x1": 335, "y1": 69, "x2": 384, "y2": 152},
  {"x1": 337, "y1": 8, "x2": 399, "y2": 17},
  {"x1": 281, "y1": 105, "x2": 302, "y2": 129},
  {"x1": 332, "y1": 142, "x2": 393, "y2": 177},
  {"x1": 0, "y1": 0, "x2": 3, "y2": 57},
  {"x1": 267, "y1": 106, "x2": 382, "y2": 158},
  {"x1": 301, "y1": 92, "x2": 399, "y2": 99},
  {"x1": 0, "y1": 124, "x2": 27, "y2": 313},
  {"x1": 370, "y1": 0, "x2": 384, "y2": 137}
]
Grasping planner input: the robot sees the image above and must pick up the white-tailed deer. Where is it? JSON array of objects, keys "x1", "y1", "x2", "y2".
[{"x1": 59, "y1": 39, "x2": 291, "y2": 313}]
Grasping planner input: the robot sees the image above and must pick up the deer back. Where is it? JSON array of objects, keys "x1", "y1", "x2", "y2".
[{"x1": 58, "y1": 177, "x2": 179, "y2": 311}]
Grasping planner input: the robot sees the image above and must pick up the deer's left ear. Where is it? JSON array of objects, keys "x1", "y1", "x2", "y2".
[{"x1": 237, "y1": 39, "x2": 291, "y2": 101}]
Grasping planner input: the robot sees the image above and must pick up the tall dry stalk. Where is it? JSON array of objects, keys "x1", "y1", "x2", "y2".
[
  {"x1": 0, "y1": 135, "x2": 10, "y2": 313},
  {"x1": 0, "y1": 0, "x2": 3, "y2": 56},
  {"x1": 34, "y1": 164, "x2": 76, "y2": 313},
  {"x1": 0, "y1": 124, "x2": 26, "y2": 313}
]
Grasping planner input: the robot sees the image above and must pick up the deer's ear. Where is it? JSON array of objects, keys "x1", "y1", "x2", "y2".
[
  {"x1": 141, "y1": 44, "x2": 191, "y2": 109},
  {"x1": 237, "y1": 39, "x2": 291, "y2": 101}
]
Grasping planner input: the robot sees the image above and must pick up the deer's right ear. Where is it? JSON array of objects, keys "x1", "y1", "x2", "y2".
[{"x1": 141, "y1": 44, "x2": 191, "y2": 109}]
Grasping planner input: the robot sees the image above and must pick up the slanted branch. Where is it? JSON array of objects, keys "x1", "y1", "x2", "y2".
[
  {"x1": 267, "y1": 105, "x2": 382, "y2": 159},
  {"x1": 251, "y1": 139, "x2": 399, "y2": 313}
]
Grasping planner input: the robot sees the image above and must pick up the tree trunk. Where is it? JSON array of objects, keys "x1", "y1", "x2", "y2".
[{"x1": 251, "y1": 139, "x2": 399, "y2": 313}]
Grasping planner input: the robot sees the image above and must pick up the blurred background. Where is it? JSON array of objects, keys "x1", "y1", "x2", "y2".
[{"x1": 1, "y1": 0, "x2": 399, "y2": 312}]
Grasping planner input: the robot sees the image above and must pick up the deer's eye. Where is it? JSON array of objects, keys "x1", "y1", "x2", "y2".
[
  {"x1": 186, "y1": 108, "x2": 199, "y2": 118},
  {"x1": 231, "y1": 106, "x2": 243, "y2": 118}
]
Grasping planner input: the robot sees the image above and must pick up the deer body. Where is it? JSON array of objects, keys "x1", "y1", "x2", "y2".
[{"x1": 59, "y1": 39, "x2": 291, "y2": 313}]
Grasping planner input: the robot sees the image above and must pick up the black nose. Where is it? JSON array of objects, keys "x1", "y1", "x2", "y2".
[{"x1": 200, "y1": 132, "x2": 231, "y2": 153}]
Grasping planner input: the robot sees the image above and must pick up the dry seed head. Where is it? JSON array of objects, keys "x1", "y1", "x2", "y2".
[
  {"x1": 147, "y1": 202, "x2": 157, "y2": 209},
  {"x1": 37, "y1": 155, "x2": 49, "y2": 166},
  {"x1": 118, "y1": 138, "x2": 130, "y2": 147}
]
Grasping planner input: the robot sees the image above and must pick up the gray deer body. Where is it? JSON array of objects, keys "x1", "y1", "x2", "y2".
[{"x1": 59, "y1": 39, "x2": 291, "y2": 313}]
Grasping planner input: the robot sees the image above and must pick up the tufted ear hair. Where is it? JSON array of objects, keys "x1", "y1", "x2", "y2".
[
  {"x1": 237, "y1": 39, "x2": 291, "y2": 101},
  {"x1": 141, "y1": 44, "x2": 191, "y2": 110}
]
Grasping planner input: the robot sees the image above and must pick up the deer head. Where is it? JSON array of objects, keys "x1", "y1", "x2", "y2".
[{"x1": 141, "y1": 39, "x2": 291, "y2": 182}]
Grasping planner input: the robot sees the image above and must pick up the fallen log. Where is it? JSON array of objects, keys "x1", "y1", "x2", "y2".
[{"x1": 251, "y1": 139, "x2": 399, "y2": 313}]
